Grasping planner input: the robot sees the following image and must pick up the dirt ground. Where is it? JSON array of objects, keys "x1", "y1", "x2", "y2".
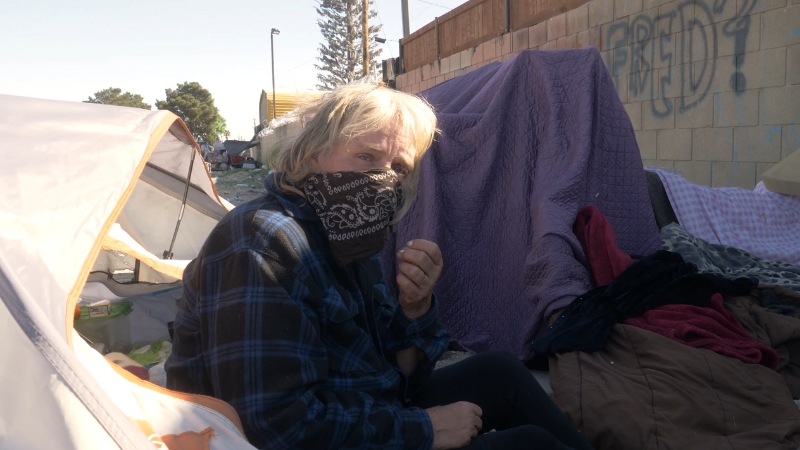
[{"x1": 211, "y1": 167, "x2": 269, "y2": 207}]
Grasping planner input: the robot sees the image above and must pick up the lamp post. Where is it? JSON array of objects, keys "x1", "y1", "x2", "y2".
[{"x1": 270, "y1": 28, "x2": 280, "y2": 121}]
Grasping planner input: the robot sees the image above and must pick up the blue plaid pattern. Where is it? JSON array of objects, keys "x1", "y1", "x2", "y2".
[{"x1": 166, "y1": 174, "x2": 450, "y2": 450}]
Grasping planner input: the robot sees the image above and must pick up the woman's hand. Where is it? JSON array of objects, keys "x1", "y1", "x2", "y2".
[
  {"x1": 426, "y1": 402, "x2": 483, "y2": 450},
  {"x1": 396, "y1": 239, "x2": 442, "y2": 320}
]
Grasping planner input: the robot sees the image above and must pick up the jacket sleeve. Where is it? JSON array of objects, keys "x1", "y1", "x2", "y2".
[
  {"x1": 372, "y1": 259, "x2": 451, "y2": 382},
  {"x1": 185, "y1": 225, "x2": 434, "y2": 450}
]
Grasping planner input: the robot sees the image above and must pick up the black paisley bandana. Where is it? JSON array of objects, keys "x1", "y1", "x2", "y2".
[{"x1": 304, "y1": 170, "x2": 403, "y2": 266}]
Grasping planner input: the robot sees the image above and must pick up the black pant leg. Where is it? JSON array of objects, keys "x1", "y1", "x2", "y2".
[
  {"x1": 462, "y1": 425, "x2": 577, "y2": 450},
  {"x1": 410, "y1": 351, "x2": 593, "y2": 450}
]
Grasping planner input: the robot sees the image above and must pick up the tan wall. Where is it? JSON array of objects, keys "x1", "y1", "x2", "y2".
[
  {"x1": 394, "y1": 0, "x2": 800, "y2": 189},
  {"x1": 255, "y1": 120, "x2": 303, "y2": 168}
]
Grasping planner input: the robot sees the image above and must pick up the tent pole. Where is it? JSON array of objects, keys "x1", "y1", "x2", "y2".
[{"x1": 163, "y1": 146, "x2": 196, "y2": 260}]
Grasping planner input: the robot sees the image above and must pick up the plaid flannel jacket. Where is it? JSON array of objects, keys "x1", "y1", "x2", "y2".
[{"x1": 166, "y1": 173, "x2": 450, "y2": 450}]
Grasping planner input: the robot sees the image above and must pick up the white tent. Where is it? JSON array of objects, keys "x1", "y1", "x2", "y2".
[{"x1": 0, "y1": 94, "x2": 256, "y2": 449}]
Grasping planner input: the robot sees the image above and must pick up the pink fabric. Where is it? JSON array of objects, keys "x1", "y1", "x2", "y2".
[
  {"x1": 573, "y1": 206, "x2": 635, "y2": 286},
  {"x1": 624, "y1": 294, "x2": 779, "y2": 369}
]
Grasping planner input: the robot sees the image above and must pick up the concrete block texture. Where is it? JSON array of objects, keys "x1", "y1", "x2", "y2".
[
  {"x1": 542, "y1": 40, "x2": 558, "y2": 51},
  {"x1": 567, "y1": 4, "x2": 590, "y2": 34},
  {"x1": 628, "y1": 8, "x2": 660, "y2": 44},
  {"x1": 783, "y1": 125, "x2": 800, "y2": 158},
  {"x1": 471, "y1": 45, "x2": 484, "y2": 66},
  {"x1": 601, "y1": 49, "x2": 614, "y2": 73},
  {"x1": 644, "y1": 104, "x2": 675, "y2": 130},
  {"x1": 548, "y1": 13, "x2": 567, "y2": 41},
  {"x1": 614, "y1": 74, "x2": 629, "y2": 102},
  {"x1": 693, "y1": 23, "x2": 759, "y2": 60},
  {"x1": 693, "y1": 0, "x2": 737, "y2": 25},
  {"x1": 616, "y1": 0, "x2": 643, "y2": 18},
  {"x1": 501, "y1": 52, "x2": 519, "y2": 63},
  {"x1": 734, "y1": 126, "x2": 783, "y2": 162},
  {"x1": 675, "y1": 161, "x2": 712, "y2": 186},
  {"x1": 694, "y1": 127, "x2": 734, "y2": 161},
  {"x1": 790, "y1": 45, "x2": 800, "y2": 85},
  {"x1": 513, "y1": 28, "x2": 529, "y2": 52},
  {"x1": 529, "y1": 22, "x2": 548, "y2": 48},
  {"x1": 558, "y1": 34, "x2": 579, "y2": 49},
  {"x1": 624, "y1": 102, "x2": 643, "y2": 130},
  {"x1": 761, "y1": 5, "x2": 800, "y2": 49},
  {"x1": 715, "y1": 90, "x2": 759, "y2": 127},
  {"x1": 760, "y1": 85, "x2": 800, "y2": 125},
  {"x1": 658, "y1": 129, "x2": 693, "y2": 160},
  {"x1": 658, "y1": 0, "x2": 695, "y2": 31},
  {"x1": 697, "y1": 55, "x2": 736, "y2": 95},
  {"x1": 421, "y1": 64, "x2": 431, "y2": 81},
  {"x1": 498, "y1": 34, "x2": 512, "y2": 56},
  {"x1": 739, "y1": 0, "x2": 787, "y2": 14},
  {"x1": 676, "y1": 95, "x2": 714, "y2": 128},
  {"x1": 577, "y1": 29, "x2": 590, "y2": 48},
  {"x1": 642, "y1": 159, "x2": 676, "y2": 168},
  {"x1": 636, "y1": 130, "x2": 658, "y2": 159},
  {"x1": 577, "y1": 27, "x2": 601, "y2": 48},
  {"x1": 460, "y1": 49, "x2": 473, "y2": 70},
  {"x1": 736, "y1": 48, "x2": 786, "y2": 90},
  {"x1": 712, "y1": 162, "x2": 756, "y2": 189},
  {"x1": 601, "y1": 17, "x2": 629, "y2": 50},
  {"x1": 440, "y1": 55, "x2": 452, "y2": 75},
  {"x1": 642, "y1": 0, "x2": 671, "y2": 13},
  {"x1": 589, "y1": 0, "x2": 615, "y2": 27},
  {"x1": 482, "y1": 40, "x2": 497, "y2": 61}
]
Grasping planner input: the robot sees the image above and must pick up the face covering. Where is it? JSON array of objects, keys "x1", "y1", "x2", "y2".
[{"x1": 304, "y1": 169, "x2": 403, "y2": 266}]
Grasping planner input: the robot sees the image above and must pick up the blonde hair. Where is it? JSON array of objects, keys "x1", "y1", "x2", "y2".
[{"x1": 270, "y1": 83, "x2": 438, "y2": 222}]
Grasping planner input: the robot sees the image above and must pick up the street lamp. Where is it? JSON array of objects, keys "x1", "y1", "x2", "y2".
[{"x1": 270, "y1": 28, "x2": 280, "y2": 122}]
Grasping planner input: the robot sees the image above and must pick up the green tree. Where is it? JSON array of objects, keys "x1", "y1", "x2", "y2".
[
  {"x1": 315, "y1": 0, "x2": 382, "y2": 90},
  {"x1": 85, "y1": 87, "x2": 151, "y2": 109},
  {"x1": 155, "y1": 82, "x2": 226, "y2": 142}
]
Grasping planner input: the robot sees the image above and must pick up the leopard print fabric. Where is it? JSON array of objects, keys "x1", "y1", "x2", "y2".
[{"x1": 660, "y1": 223, "x2": 800, "y2": 293}]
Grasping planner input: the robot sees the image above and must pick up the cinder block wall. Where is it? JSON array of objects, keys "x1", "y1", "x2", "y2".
[{"x1": 394, "y1": 0, "x2": 800, "y2": 189}]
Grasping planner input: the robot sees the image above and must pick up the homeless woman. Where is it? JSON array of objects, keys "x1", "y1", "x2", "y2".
[{"x1": 165, "y1": 83, "x2": 592, "y2": 450}]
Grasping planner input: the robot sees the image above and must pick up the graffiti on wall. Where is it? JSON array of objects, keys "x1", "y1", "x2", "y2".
[{"x1": 606, "y1": 0, "x2": 758, "y2": 118}]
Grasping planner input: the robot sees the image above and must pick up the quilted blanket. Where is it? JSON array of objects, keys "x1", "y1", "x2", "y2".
[{"x1": 381, "y1": 49, "x2": 661, "y2": 359}]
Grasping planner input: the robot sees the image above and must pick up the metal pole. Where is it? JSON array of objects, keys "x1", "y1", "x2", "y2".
[
  {"x1": 164, "y1": 147, "x2": 196, "y2": 260},
  {"x1": 270, "y1": 33, "x2": 277, "y2": 121},
  {"x1": 505, "y1": 0, "x2": 510, "y2": 34},
  {"x1": 401, "y1": 0, "x2": 410, "y2": 38},
  {"x1": 363, "y1": 0, "x2": 369, "y2": 76}
]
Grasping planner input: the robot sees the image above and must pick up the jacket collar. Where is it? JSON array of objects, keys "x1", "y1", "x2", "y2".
[{"x1": 264, "y1": 171, "x2": 318, "y2": 221}]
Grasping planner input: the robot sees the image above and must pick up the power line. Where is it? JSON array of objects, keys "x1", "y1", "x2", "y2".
[
  {"x1": 373, "y1": 1, "x2": 394, "y2": 59},
  {"x1": 414, "y1": 0, "x2": 453, "y2": 10}
]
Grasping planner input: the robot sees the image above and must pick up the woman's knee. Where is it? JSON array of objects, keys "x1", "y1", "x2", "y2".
[{"x1": 473, "y1": 351, "x2": 533, "y2": 381}]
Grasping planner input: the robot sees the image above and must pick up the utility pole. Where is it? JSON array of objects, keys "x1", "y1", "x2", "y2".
[
  {"x1": 363, "y1": 0, "x2": 369, "y2": 76},
  {"x1": 401, "y1": 0, "x2": 410, "y2": 37}
]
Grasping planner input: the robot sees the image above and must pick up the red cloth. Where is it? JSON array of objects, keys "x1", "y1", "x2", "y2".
[
  {"x1": 573, "y1": 206, "x2": 635, "y2": 286},
  {"x1": 624, "y1": 294, "x2": 779, "y2": 369}
]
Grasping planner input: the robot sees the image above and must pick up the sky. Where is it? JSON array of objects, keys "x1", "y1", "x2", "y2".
[{"x1": 0, "y1": 0, "x2": 464, "y2": 140}]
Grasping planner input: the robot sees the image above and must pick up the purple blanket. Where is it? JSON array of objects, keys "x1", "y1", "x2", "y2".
[{"x1": 381, "y1": 49, "x2": 661, "y2": 359}]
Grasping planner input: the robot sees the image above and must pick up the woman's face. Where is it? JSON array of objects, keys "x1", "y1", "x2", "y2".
[{"x1": 308, "y1": 126, "x2": 415, "y2": 182}]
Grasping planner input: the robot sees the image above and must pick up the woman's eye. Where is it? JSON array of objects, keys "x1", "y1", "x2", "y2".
[
  {"x1": 357, "y1": 154, "x2": 372, "y2": 161},
  {"x1": 392, "y1": 165, "x2": 407, "y2": 175}
]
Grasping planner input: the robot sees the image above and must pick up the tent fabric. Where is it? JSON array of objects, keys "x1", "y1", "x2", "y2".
[
  {"x1": 381, "y1": 48, "x2": 661, "y2": 359},
  {"x1": 0, "y1": 94, "x2": 253, "y2": 449}
]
